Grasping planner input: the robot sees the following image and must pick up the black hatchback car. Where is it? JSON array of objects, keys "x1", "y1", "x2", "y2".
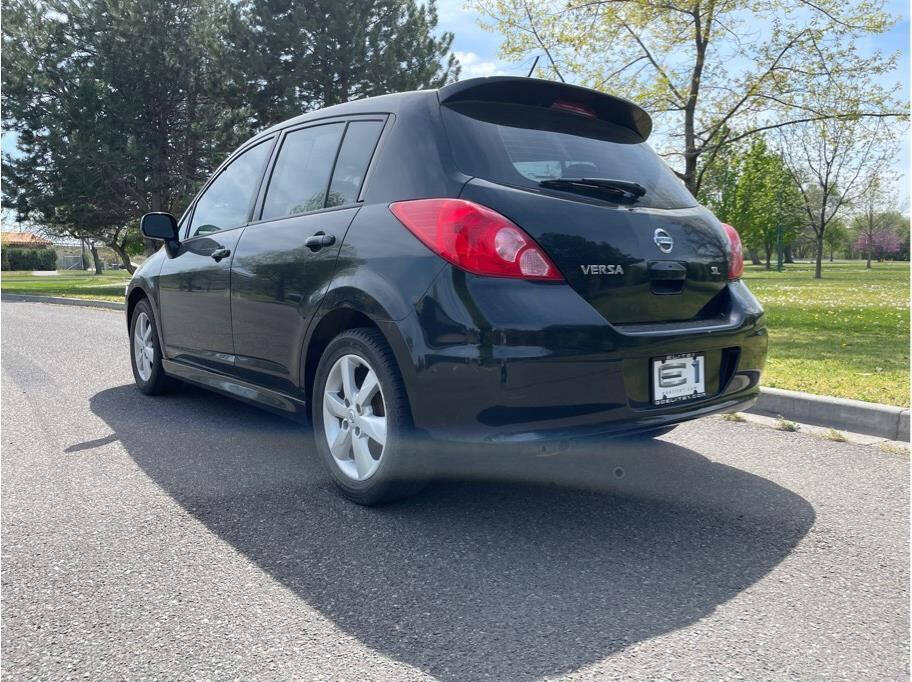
[{"x1": 129, "y1": 76, "x2": 767, "y2": 504}]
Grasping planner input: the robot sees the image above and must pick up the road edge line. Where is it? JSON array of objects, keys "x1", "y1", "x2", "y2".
[{"x1": 1, "y1": 293, "x2": 125, "y2": 311}]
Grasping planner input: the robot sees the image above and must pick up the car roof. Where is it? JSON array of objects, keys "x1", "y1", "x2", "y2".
[{"x1": 256, "y1": 90, "x2": 435, "y2": 139}]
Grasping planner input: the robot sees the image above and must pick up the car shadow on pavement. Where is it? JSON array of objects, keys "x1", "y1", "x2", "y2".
[{"x1": 88, "y1": 384, "x2": 815, "y2": 680}]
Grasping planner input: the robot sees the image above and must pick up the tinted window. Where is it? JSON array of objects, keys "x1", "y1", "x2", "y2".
[
  {"x1": 262, "y1": 123, "x2": 344, "y2": 221},
  {"x1": 442, "y1": 102, "x2": 696, "y2": 210},
  {"x1": 189, "y1": 140, "x2": 272, "y2": 237},
  {"x1": 326, "y1": 121, "x2": 384, "y2": 207}
]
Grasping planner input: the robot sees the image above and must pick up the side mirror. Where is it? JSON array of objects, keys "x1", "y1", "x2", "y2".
[{"x1": 140, "y1": 212, "x2": 179, "y2": 242}]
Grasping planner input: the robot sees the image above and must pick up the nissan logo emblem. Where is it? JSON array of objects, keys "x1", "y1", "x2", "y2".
[{"x1": 654, "y1": 228, "x2": 674, "y2": 254}]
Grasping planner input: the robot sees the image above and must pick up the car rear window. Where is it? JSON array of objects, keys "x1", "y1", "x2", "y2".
[
  {"x1": 441, "y1": 101, "x2": 696, "y2": 210},
  {"x1": 327, "y1": 120, "x2": 385, "y2": 207}
]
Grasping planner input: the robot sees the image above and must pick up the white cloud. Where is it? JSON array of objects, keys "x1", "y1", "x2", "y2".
[{"x1": 454, "y1": 51, "x2": 511, "y2": 78}]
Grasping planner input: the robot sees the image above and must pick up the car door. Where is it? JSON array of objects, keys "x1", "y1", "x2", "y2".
[
  {"x1": 157, "y1": 137, "x2": 275, "y2": 372},
  {"x1": 230, "y1": 117, "x2": 387, "y2": 394}
]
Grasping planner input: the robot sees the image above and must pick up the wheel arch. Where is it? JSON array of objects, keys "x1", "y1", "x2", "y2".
[
  {"x1": 126, "y1": 283, "x2": 167, "y2": 360},
  {"x1": 301, "y1": 301, "x2": 416, "y2": 417},
  {"x1": 126, "y1": 286, "x2": 149, "y2": 325}
]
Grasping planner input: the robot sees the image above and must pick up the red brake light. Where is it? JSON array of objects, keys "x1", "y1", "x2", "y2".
[
  {"x1": 722, "y1": 223, "x2": 744, "y2": 280},
  {"x1": 389, "y1": 199, "x2": 563, "y2": 281},
  {"x1": 550, "y1": 100, "x2": 596, "y2": 118}
]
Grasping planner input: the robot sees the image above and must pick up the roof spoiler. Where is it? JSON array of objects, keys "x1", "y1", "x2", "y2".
[{"x1": 437, "y1": 77, "x2": 652, "y2": 140}]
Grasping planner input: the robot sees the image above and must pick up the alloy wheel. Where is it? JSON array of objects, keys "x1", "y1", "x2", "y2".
[
  {"x1": 322, "y1": 354, "x2": 388, "y2": 481},
  {"x1": 133, "y1": 311, "x2": 155, "y2": 382}
]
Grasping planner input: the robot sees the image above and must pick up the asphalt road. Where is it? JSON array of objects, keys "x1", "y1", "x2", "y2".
[{"x1": 1, "y1": 300, "x2": 908, "y2": 680}]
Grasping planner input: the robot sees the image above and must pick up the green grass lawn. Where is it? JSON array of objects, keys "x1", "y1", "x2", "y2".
[
  {"x1": 0, "y1": 270, "x2": 130, "y2": 302},
  {"x1": 2, "y1": 261, "x2": 909, "y2": 405},
  {"x1": 744, "y1": 260, "x2": 909, "y2": 406}
]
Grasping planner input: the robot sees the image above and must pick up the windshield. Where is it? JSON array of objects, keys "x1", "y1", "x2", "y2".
[{"x1": 441, "y1": 101, "x2": 697, "y2": 210}]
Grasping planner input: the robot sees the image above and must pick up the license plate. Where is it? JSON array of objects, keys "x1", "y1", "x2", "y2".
[{"x1": 652, "y1": 353, "x2": 706, "y2": 405}]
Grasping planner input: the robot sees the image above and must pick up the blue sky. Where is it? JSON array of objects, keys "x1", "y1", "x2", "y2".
[{"x1": 437, "y1": 0, "x2": 911, "y2": 206}]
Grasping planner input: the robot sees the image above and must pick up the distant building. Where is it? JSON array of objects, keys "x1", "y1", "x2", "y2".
[{"x1": 1, "y1": 232, "x2": 53, "y2": 249}]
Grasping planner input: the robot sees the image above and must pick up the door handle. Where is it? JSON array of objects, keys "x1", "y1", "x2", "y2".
[
  {"x1": 305, "y1": 232, "x2": 336, "y2": 251},
  {"x1": 210, "y1": 248, "x2": 231, "y2": 261}
]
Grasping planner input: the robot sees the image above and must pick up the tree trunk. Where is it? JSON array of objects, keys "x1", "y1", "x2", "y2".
[
  {"x1": 145, "y1": 192, "x2": 163, "y2": 256},
  {"x1": 866, "y1": 249, "x2": 872, "y2": 268},
  {"x1": 89, "y1": 244, "x2": 103, "y2": 275},
  {"x1": 829, "y1": 249, "x2": 834, "y2": 262},
  {"x1": 814, "y1": 233, "x2": 824, "y2": 279},
  {"x1": 110, "y1": 242, "x2": 136, "y2": 274},
  {"x1": 784, "y1": 245, "x2": 795, "y2": 263},
  {"x1": 764, "y1": 245, "x2": 772, "y2": 269},
  {"x1": 748, "y1": 249, "x2": 761, "y2": 266}
]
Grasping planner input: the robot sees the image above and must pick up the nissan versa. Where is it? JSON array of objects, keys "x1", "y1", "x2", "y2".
[{"x1": 127, "y1": 76, "x2": 767, "y2": 504}]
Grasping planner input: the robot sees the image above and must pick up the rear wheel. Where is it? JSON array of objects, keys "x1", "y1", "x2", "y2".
[
  {"x1": 312, "y1": 328, "x2": 429, "y2": 505},
  {"x1": 129, "y1": 299, "x2": 177, "y2": 395}
]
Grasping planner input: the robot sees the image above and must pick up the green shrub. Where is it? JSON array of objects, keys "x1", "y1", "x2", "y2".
[{"x1": 2, "y1": 248, "x2": 58, "y2": 271}]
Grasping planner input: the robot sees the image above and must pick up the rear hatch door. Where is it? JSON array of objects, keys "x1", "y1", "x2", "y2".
[{"x1": 439, "y1": 79, "x2": 731, "y2": 325}]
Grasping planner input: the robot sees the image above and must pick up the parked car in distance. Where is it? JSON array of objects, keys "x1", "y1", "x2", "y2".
[{"x1": 128, "y1": 76, "x2": 767, "y2": 505}]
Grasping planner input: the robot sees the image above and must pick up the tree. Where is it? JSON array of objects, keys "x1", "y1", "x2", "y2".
[
  {"x1": 853, "y1": 210, "x2": 908, "y2": 264},
  {"x1": 728, "y1": 139, "x2": 804, "y2": 269},
  {"x1": 851, "y1": 175, "x2": 903, "y2": 268},
  {"x1": 473, "y1": 0, "x2": 904, "y2": 195},
  {"x1": 2, "y1": 0, "x2": 250, "y2": 268},
  {"x1": 854, "y1": 228, "x2": 901, "y2": 261},
  {"x1": 695, "y1": 128, "x2": 743, "y2": 222},
  {"x1": 823, "y1": 219, "x2": 849, "y2": 261},
  {"x1": 226, "y1": 0, "x2": 460, "y2": 129},
  {"x1": 778, "y1": 78, "x2": 899, "y2": 278}
]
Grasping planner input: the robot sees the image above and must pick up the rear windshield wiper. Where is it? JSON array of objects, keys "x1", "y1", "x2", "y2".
[{"x1": 539, "y1": 177, "x2": 647, "y2": 202}]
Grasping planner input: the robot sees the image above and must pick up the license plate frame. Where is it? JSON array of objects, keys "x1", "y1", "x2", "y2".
[{"x1": 652, "y1": 352, "x2": 706, "y2": 406}]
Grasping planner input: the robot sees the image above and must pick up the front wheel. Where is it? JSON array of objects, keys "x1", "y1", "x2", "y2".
[
  {"x1": 129, "y1": 299, "x2": 177, "y2": 395},
  {"x1": 312, "y1": 328, "x2": 428, "y2": 505}
]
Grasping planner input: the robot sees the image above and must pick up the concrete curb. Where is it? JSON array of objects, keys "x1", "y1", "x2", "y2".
[
  {"x1": 3, "y1": 294, "x2": 907, "y2": 441},
  {"x1": 748, "y1": 387, "x2": 910, "y2": 441},
  {"x1": 1, "y1": 293, "x2": 125, "y2": 311}
]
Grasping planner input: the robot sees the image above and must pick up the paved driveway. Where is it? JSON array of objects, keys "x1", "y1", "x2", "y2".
[{"x1": 1, "y1": 301, "x2": 908, "y2": 679}]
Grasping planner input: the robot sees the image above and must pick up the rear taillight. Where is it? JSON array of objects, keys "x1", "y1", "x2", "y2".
[
  {"x1": 722, "y1": 223, "x2": 744, "y2": 280},
  {"x1": 389, "y1": 199, "x2": 563, "y2": 281}
]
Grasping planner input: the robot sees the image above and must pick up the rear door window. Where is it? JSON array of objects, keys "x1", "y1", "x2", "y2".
[
  {"x1": 261, "y1": 123, "x2": 345, "y2": 221},
  {"x1": 326, "y1": 120, "x2": 385, "y2": 207},
  {"x1": 442, "y1": 101, "x2": 696, "y2": 209}
]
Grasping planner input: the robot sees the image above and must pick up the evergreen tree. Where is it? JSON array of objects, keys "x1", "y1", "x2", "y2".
[
  {"x1": 226, "y1": 0, "x2": 460, "y2": 128},
  {"x1": 2, "y1": 0, "x2": 249, "y2": 265}
]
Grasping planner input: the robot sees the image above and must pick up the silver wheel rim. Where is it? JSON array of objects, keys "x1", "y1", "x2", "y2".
[
  {"x1": 133, "y1": 312, "x2": 155, "y2": 382},
  {"x1": 322, "y1": 353, "x2": 387, "y2": 481}
]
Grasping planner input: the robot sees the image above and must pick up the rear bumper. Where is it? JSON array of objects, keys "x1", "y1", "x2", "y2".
[{"x1": 380, "y1": 268, "x2": 767, "y2": 444}]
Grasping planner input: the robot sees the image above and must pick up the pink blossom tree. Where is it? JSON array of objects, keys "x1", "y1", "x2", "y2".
[{"x1": 854, "y1": 229, "x2": 903, "y2": 262}]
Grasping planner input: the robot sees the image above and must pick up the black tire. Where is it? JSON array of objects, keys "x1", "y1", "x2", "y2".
[
  {"x1": 129, "y1": 299, "x2": 178, "y2": 395},
  {"x1": 312, "y1": 327, "x2": 429, "y2": 505}
]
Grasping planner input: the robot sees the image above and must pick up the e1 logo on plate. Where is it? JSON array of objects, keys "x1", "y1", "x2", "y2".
[
  {"x1": 657, "y1": 361, "x2": 690, "y2": 388},
  {"x1": 652, "y1": 353, "x2": 706, "y2": 405}
]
